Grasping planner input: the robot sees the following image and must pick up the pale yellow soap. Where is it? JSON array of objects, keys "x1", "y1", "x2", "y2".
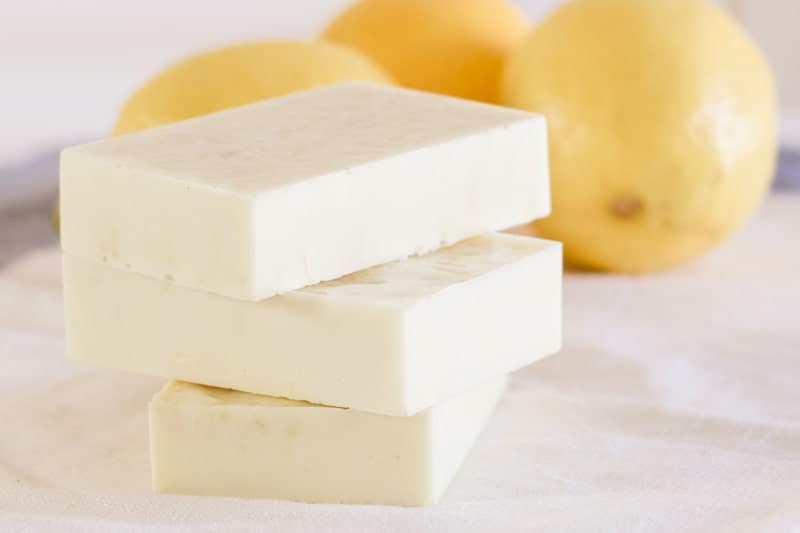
[
  {"x1": 60, "y1": 82, "x2": 549, "y2": 301},
  {"x1": 65, "y1": 234, "x2": 561, "y2": 415},
  {"x1": 150, "y1": 377, "x2": 507, "y2": 506}
]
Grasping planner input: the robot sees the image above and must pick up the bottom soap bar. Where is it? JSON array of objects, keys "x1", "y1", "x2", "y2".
[{"x1": 149, "y1": 377, "x2": 506, "y2": 506}]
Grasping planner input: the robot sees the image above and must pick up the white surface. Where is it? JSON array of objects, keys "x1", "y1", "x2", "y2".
[
  {"x1": 61, "y1": 83, "x2": 549, "y2": 300},
  {"x1": 150, "y1": 378, "x2": 506, "y2": 506},
  {"x1": 1, "y1": 194, "x2": 798, "y2": 531},
  {"x1": 63, "y1": 234, "x2": 560, "y2": 415}
]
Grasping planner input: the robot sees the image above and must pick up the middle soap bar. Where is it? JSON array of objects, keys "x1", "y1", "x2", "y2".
[
  {"x1": 60, "y1": 82, "x2": 549, "y2": 301},
  {"x1": 64, "y1": 234, "x2": 561, "y2": 416}
]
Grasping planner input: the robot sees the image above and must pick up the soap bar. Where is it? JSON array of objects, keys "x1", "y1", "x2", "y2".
[
  {"x1": 149, "y1": 377, "x2": 506, "y2": 506},
  {"x1": 60, "y1": 82, "x2": 549, "y2": 301},
  {"x1": 64, "y1": 234, "x2": 561, "y2": 415}
]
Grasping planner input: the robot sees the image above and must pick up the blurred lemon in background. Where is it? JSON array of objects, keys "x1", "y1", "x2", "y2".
[
  {"x1": 502, "y1": 0, "x2": 777, "y2": 272},
  {"x1": 322, "y1": 0, "x2": 527, "y2": 103},
  {"x1": 112, "y1": 40, "x2": 392, "y2": 135}
]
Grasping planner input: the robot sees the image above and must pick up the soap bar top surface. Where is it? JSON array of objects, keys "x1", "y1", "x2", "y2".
[
  {"x1": 60, "y1": 82, "x2": 549, "y2": 300},
  {"x1": 300, "y1": 233, "x2": 554, "y2": 304},
  {"x1": 64, "y1": 82, "x2": 540, "y2": 195}
]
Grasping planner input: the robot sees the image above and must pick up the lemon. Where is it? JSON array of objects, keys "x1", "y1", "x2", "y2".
[
  {"x1": 112, "y1": 40, "x2": 392, "y2": 135},
  {"x1": 322, "y1": 0, "x2": 527, "y2": 103},
  {"x1": 501, "y1": 0, "x2": 777, "y2": 272}
]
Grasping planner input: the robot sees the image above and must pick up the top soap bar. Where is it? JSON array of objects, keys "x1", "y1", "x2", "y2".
[{"x1": 60, "y1": 82, "x2": 549, "y2": 300}]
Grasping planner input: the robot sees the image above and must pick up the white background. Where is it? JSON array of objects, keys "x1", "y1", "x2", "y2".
[{"x1": 1, "y1": 0, "x2": 798, "y2": 163}]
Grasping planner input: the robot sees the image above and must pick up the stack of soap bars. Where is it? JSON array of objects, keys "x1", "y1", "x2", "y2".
[{"x1": 60, "y1": 82, "x2": 562, "y2": 506}]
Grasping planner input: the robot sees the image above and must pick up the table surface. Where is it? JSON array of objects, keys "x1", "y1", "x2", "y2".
[{"x1": 0, "y1": 195, "x2": 798, "y2": 532}]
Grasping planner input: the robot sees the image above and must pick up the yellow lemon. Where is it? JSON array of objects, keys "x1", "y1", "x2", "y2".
[
  {"x1": 112, "y1": 40, "x2": 392, "y2": 135},
  {"x1": 501, "y1": 0, "x2": 777, "y2": 272},
  {"x1": 322, "y1": 0, "x2": 527, "y2": 103}
]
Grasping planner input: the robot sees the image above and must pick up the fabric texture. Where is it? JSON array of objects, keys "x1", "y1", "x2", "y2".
[{"x1": 0, "y1": 195, "x2": 798, "y2": 532}]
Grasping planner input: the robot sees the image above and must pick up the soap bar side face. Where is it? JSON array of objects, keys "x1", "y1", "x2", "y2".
[
  {"x1": 149, "y1": 382, "x2": 433, "y2": 505},
  {"x1": 402, "y1": 237, "x2": 562, "y2": 413},
  {"x1": 60, "y1": 150, "x2": 255, "y2": 298},
  {"x1": 63, "y1": 254, "x2": 406, "y2": 411},
  {"x1": 149, "y1": 377, "x2": 506, "y2": 505},
  {"x1": 430, "y1": 376, "x2": 508, "y2": 498},
  {"x1": 149, "y1": 404, "x2": 433, "y2": 505}
]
